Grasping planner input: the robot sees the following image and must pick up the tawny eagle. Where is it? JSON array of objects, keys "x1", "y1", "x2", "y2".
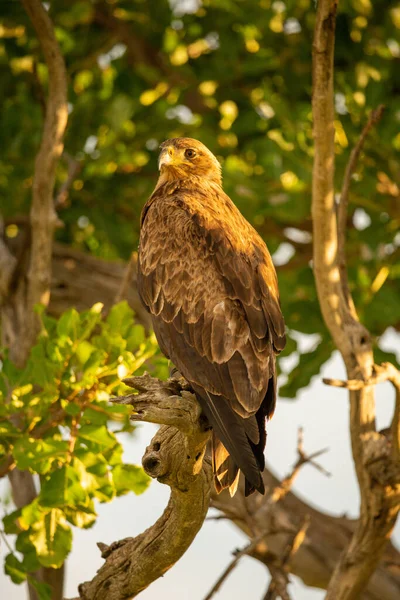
[{"x1": 137, "y1": 138, "x2": 285, "y2": 496}]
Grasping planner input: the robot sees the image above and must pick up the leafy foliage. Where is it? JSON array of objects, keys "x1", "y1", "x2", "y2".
[{"x1": 0, "y1": 302, "x2": 167, "y2": 593}]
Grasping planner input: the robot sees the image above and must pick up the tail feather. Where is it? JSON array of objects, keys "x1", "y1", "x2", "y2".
[
  {"x1": 212, "y1": 433, "x2": 240, "y2": 496},
  {"x1": 192, "y1": 384, "x2": 265, "y2": 495}
]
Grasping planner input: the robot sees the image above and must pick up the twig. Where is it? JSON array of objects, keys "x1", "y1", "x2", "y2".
[
  {"x1": 21, "y1": 0, "x2": 68, "y2": 365},
  {"x1": 263, "y1": 517, "x2": 310, "y2": 600},
  {"x1": 55, "y1": 152, "x2": 82, "y2": 209},
  {"x1": 114, "y1": 251, "x2": 138, "y2": 304},
  {"x1": 270, "y1": 428, "x2": 330, "y2": 504},
  {"x1": 338, "y1": 105, "x2": 385, "y2": 314},
  {"x1": 203, "y1": 530, "x2": 269, "y2": 600},
  {"x1": 323, "y1": 362, "x2": 400, "y2": 390}
]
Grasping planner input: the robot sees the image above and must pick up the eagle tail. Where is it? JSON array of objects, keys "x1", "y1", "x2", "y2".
[
  {"x1": 212, "y1": 433, "x2": 240, "y2": 496},
  {"x1": 193, "y1": 386, "x2": 265, "y2": 496}
]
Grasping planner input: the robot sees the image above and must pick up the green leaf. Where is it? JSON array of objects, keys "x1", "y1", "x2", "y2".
[
  {"x1": 280, "y1": 340, "x2": 334, "y2": 398},
  {"x1": 17, "y1": 532, "x2": 41, "y2": 572},
  {"x1": 40, "y1": 467, "x2": 67, "y2": 508},
  {"x1": 5, "y1": 553, "x2": 26, "y2": 584},
  {"x1": 3, "y1": 509, "x2": 22, "y2": 534},
  {"x1": 13, "y1": 439, "x2": 69, "y2": 474},
  {"x1": 113, "y1": 464, "x2": 150, "y2": 496},
  {"x1": 75, "y1": 340, "x2": 95, "y2": 365},
  {"x1": 29, "y1": 510, "x2": 72, "y2": 568},
  {"x1": 78, "y1": 424, "x2": 117, "y2": 451},
  {"x1": 57, "y1": 308, "x2": 80, "y2": 341},
  {"x1": 40, "y1": 465, "x2": 91, "y2": 510},
  {"x1": 106, "y1": 301, "x2": 134, "y2": 336},
  {"x1": 19, "y1": 499, "x2": 43, "y2": 530},
  {"x1": 64, "y1": 503, "x2": 97, "y2": 529}
]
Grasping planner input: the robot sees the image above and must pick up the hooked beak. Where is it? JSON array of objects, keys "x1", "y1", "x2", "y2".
[{"x1": 158, "y1": 146, "x2": 175, "y2": 171}]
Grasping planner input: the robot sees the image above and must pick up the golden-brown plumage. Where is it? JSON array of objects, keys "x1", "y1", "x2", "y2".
[{"x1": 138, "y1": 138, "x2": 285, "y2": 496}]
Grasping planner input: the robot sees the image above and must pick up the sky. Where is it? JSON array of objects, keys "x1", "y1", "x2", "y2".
[{"x1": 1, "y1": 330, "x2": 399, "y2": 600}]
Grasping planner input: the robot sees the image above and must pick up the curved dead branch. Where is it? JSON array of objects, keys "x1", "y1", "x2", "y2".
[{"x1": 72, "y1": 374, "x2": 212, "y2": 600}]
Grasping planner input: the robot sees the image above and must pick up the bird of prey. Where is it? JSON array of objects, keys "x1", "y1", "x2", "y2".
[{"x1": 137, "y1": 138, "x2": 285, "y2": 496}]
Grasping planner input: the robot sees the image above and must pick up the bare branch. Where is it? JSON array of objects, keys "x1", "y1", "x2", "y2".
[
  {"x1": 55, "y1": 152, "x2": 82, "y2": 210},
  {"x1": 72, "y1": 374, "x2": 211, "y2": 600},
  {"x1": 203, "y1": 530, "x2": 271, "y2": 600},
  {"x1": 270, "y1": 428, "x2": 330, "y2": 504},
  {"x1": 114, "y1": 251, "x2": 138, "y2": 304},
  {"x1": 323, "y1": 362, "x2": 400, "y2": 391},
  {"x1": 338, "y1": 105, "x2": 385, "y2": 314},
  {"x1": 263, "y1": 517, "x2": 310, "y2": 600},
  {"x1": 21, "y1": 0, "x2": 68, "y2": 363}
]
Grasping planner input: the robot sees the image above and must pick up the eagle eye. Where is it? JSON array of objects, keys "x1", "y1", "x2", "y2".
[{"x1": 184, "y1": 148, "x2": 196, "y2": 159}]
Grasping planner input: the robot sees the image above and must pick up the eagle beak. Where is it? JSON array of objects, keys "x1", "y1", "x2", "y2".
[{"x1": 158, "y1": 146, "x2": 174, "y2": 170}]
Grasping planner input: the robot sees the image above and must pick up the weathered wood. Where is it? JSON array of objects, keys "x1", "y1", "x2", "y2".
[{"x1": 73, "y1": 374, "x2": 212, "y2": 600}]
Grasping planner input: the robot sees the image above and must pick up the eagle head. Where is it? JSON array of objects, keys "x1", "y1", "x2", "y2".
[{"x1": 158, "y1": 138, "x2": 222, "y2": 185}]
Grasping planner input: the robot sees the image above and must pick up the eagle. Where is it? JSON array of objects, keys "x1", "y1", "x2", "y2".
[{"x1": 137, "y1": 138, "x2": 285, "y2": 496}]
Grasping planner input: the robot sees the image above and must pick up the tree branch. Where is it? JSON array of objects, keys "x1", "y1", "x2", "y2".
[
  {"x1": 72, "y1": 374, "x2": 212, "y2": 600},
  {"x1": 203, "y1": 530, "x2": 273, "y2": 600},
  {"x1": 337, "y1": 105, "x2": 385, "y2": 314},
  {"x1": 55, "y1": 153, "x2": 82, "y2": 210},
  {"x1": 312, "y1": 1, "x2": 400, "y2": 598},
  {"x1": 263, "y1": 517, "x2": 309, "y2": 600},
  {"x1": 114, "y1": 251, "x2": 138, "y2": 304},
  {"x1": 21, "y1": 0, "x2": 68, "y2": 365}
]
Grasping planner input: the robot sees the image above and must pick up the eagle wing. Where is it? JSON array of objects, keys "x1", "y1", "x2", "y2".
[{"x1": 138, "y1": 183, "x2": 285, "y2": 494}]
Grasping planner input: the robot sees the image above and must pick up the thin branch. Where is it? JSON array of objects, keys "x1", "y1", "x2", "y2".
[
  {"x1": 263, "y1": 517, "x2": 310, "y2": 600},
  {"x1": 323, "y1": 362, "x2": 400, "y2": 391},
  {"x1": 270, "y1": 428, "x2": 330, "y2": 504},
  {"x1": 203, "y1": 530, "x2": 270, "y2": 600},
  {"x1": 338, "y1": 105, "x2": 385, "y2": 314},
  {"x1": 21, "y1": 0, "x2": 68, "y2": 364},
  {"x1": 114, "y1": 251, "x2": 138, "y2": 304},
  {"x1": 55, "y1": 152, "x2": 82, "y2": 210}
]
